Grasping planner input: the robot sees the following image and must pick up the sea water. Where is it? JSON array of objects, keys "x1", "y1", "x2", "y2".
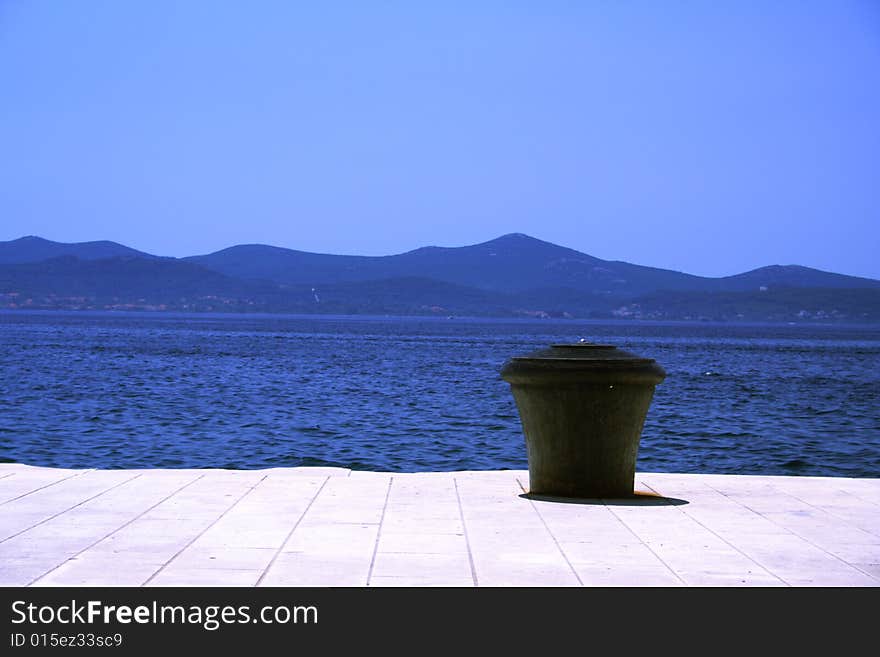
[{"x1": 1, "y1": 311, "x2": 877, "y2": 477}]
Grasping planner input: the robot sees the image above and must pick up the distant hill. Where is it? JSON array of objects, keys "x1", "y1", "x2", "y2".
[
  {"x1": 0, "y1": 233, "x2": 878, "y2": 321},
  {"x1": 184, "y1": 233, "x2": 712, "y2": 295},
  {"x1": 0, "y1": 236, "x2": 158, "y2": 264},
  {"x1": 0, "y1": 256, "x2": 512, "y2": 315},
  {"x1": 185, "y1": 233, "x2": 879, "y2": 297},
  {"x1": 714, "y1": 264, "x2": 880, "y2": 292},
  {"x1": 615, "y1": 287, "x2": 880, "y2": 322},
  {"x1": 0, "y1": 256, "x2": 278, "y2": 311}
]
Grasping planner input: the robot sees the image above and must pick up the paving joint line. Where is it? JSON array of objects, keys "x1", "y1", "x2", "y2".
[
  {"x1": 602, "y1": 498, "x2": 688, "y2": 586},
  {"x1": 835, "y1": 487, "x2": 880, "y2": 509},
  {"x1": 0, "y1": 472, "x2": 141, "y2": 545},
  {"x1": 776, "y1": 487, "x2": 880, "y2": 539},
  {"x1": 639, "y1": 481, "x2": 790, "y2": 587},
  {"x1": 705, "y1": 480, "x2": 880, "y2": 584},
  {"x1": 453, "y1": 478, "x2": 479, "y2": 587},
  {"x1": 0, "y1": 469, "x2": 94, "y2": 507},
  {"x1": 142, "y1": 474, "x2": 268, "y2": 587},
  {"x1": 516, "y1": 477, "x2": 583, "y2": 586},
  {"x1": 255, "y1": 476, "x2": 331, "y2": 587},
  {"x1": 27, "y1": 473, "x2": 207, "y2": 586},
  {"x1": 366, "y1": 476, "x2": 394, "y2": 587}
]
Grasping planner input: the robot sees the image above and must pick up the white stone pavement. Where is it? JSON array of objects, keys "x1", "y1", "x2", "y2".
[{"x1": 0, "y1": 463, "x2": 877, "y2": 587}]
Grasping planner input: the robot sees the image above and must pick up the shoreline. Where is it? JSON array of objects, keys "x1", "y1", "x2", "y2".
[
  {"x1": 3, "y1": 307, "x2": 880, "y2": 328},
  {"x1": 2, "y1": 460, "x2": 879, "y2": 480}
]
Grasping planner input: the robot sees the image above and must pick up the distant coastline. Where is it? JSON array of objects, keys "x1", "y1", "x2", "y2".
[
  {"x1": 3, "y1": 308, "x2": 879, "y2": 330},
  {"x1": 2, "y1": 234, "x2": 878, "y2": 323}
]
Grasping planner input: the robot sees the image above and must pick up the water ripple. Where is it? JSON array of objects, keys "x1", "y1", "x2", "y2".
[{"x1": 0, "y1": 312, "x2": 878, "y2": 477}]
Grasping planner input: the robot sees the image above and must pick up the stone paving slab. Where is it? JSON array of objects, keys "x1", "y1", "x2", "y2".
[{"x1": 0, "y1": 463, "x2": 877, "y2": 587}]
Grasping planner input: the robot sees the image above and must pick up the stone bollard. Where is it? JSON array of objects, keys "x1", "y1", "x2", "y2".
[{"x1": 501, "y1": 342, "x2": 666, "y2": 498}]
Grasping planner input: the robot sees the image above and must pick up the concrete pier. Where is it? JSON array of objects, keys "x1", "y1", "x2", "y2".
[{"x1": 0, "y1": 463, "x2": 877, "y2": 587}]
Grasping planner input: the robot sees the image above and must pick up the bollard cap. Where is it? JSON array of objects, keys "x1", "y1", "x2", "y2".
[{"x1": 500, "y1": 341, "x2": 666, "y2": 385}]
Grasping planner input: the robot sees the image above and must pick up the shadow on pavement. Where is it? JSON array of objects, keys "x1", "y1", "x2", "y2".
[{"x1": 519, "y1": 490, "x2": 689, "y2": 506}]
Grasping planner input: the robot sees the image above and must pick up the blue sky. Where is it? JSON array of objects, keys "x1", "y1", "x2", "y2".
[{"x1": 1, "y1": 1, "x2": 878, "y2": 278}]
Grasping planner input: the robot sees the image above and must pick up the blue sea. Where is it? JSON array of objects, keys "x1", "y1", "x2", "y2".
[{"x1": 1, "y1": 311, "x2": 878, "y2": 478}]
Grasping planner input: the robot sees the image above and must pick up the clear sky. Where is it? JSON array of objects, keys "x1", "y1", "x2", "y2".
[{"x1": 1, "y1": 1, "x2": 878, "y2": 278}]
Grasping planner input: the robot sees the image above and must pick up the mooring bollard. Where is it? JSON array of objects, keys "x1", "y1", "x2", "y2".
[{"x1": 501, "y1": 341, "x2": 666, "y2": 498}]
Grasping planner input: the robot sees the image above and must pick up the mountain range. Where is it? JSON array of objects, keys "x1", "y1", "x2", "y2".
[{"x1": 1, "y1": 234, "x2": 878, "y2": 322}]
